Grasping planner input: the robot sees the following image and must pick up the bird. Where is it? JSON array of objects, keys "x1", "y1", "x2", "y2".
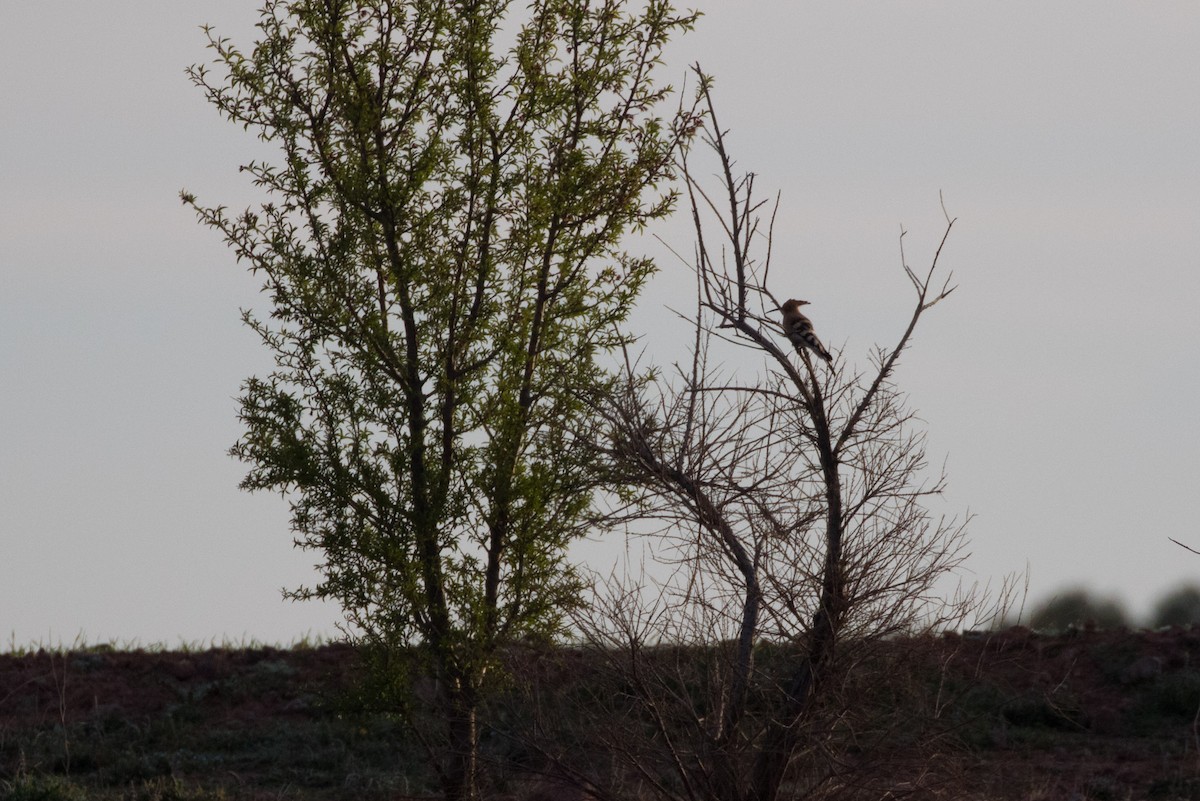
[{"x1": 780, "y1": 299, "x2": 833, "y2": 363}]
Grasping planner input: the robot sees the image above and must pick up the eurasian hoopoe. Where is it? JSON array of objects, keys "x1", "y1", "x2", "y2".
[{"x1": 780, "y1": 299, "x2": 833, "y2": 363}]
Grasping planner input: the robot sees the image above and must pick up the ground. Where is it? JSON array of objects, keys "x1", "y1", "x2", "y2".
[{"x1": 2, "y1": 627, "x2": 1199, "y2": 800}]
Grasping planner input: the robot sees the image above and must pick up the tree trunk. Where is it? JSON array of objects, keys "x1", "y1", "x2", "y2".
[
  {"x1": 748, "y1": 405, "x2": 844, "y2": 801},
  {"x1": 441, "y1": 684, "x2": 480, "y2": 801}
]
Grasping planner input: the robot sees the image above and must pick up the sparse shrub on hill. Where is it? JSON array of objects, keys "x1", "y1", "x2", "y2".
[
  {"x1": 1029, "y1": 588, "x2": 1130, "y2": 631},
  {"x1": 1150, "y1": 584, "x2": 1200, "y2": 627}
]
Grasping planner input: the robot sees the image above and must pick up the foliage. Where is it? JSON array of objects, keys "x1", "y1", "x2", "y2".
[
  {"x1": 183, "y1": 1, "x2": 697, "y2": 796},
  {"x1": 1029, "y1": 588, "x2": 1130, "y2": 631},
  {"x1": 1150, "y1": 584, "x2": 1200, "y2": 628},
  {"x1": 0, "y1": 776, "x2": 86, "y2": 801}
]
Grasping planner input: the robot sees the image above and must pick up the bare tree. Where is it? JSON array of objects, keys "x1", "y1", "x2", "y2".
[{"x1": 572, "y1": 73, "x2": 989, "y2": 801}]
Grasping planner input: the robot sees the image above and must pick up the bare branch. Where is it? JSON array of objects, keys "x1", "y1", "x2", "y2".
[
  {"x1": 836, "y1": 212, "x2": 956, "y2": 454},
  {"x1": 1169, "y1": 537, "x2": 1200, "y2": 557},
  {"x1": 584, "y1": 73, "x2": 975, "y2": 800}
]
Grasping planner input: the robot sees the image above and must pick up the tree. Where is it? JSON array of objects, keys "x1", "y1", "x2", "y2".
[
  {"x1": 1028, "y1": 588, "x2": 1129, "y2": 631},
  {"x1": 1151, "y1": 584, "x2": 1200, "y2": 627},
  {"x1": 569, "y1": 76, "x2": 988, "y2": 801},
  {"x1": 182, "y1": 2, "x2": 696, "y2": 797}
]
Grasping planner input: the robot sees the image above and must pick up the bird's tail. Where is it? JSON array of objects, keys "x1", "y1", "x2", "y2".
[{"x1": 794, "y1": 342, "x2": 833, "y2": 363}]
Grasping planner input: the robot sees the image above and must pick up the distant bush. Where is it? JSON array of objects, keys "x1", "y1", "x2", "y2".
[
  {"x1": 1029, "y1": 588, "x2": 1130, "y2": 631},
  {"x1": 1150, "y1": 584, "x2": 1200, "y2": 627}
]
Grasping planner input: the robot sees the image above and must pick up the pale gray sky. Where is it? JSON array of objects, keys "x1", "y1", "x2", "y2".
[{"x1": 2, "y1": 2, "x2": 1198, "y2": 646}]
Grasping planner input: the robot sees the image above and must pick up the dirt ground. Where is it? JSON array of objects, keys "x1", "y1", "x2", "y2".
[
  {"x1": 937, "y1": 625, "x2": 1200, "y2": 799},
  {"x1": 2, "y1": 627, "x2": 1199, "y2": 800}
]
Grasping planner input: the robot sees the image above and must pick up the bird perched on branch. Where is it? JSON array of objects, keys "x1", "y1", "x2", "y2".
[{"x1": 780, "y1": 299, "x2": 833, "y2": 363}]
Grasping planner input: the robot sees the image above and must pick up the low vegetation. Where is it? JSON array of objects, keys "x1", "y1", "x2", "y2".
[{"x1": 3, "y1": 627, "x2": 1200, "y2": 801}]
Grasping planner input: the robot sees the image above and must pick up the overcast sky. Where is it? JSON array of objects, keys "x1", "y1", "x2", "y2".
[{"x1": 2, "y1": 2, "x2": 1198, "y2": 647}]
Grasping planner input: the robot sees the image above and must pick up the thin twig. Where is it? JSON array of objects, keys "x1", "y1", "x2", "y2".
[{"x1": 1169, "y1": 537, "x2": 1200, "y2": 556}]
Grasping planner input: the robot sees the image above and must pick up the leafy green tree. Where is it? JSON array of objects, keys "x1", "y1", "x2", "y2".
[{"x1": 183, "y1": 1, "x2": 695, "y2": 797}]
